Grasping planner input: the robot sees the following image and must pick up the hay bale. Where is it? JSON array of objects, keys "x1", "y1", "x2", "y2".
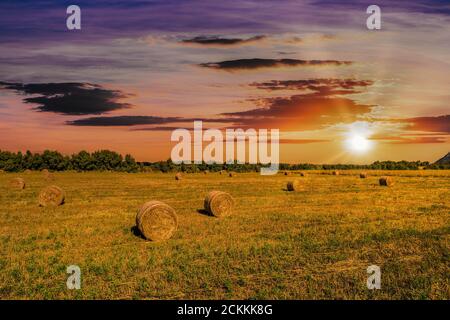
[
  {"x1": 360, "y1": 172, "x2": 368, "y2": 179},
  {"x1": 284, "y1": 171, "x2": 291, "y2": 176},
  {"x1": 204, "y1": 191, "x2": 234, "y2": 218},
  {"x1": 203, "y1": 170, "x2": 209, "y2": 175},
  {"x1": 42, "y1": 169, "x2": 54, "y2": 180},
  {"x1": 10, "y1": 177, "x2": 26, "y2": 190},
  {"x1": 300, "y1": 172, "x2": 306, "y2": 177},
  {"x1": 38, "y1": 185, "x2": 65, "y2": 207},
  {"x1": 287, "y1": 180, "x2": 302, "y2": 191},
  {"x1": 332, "y1": 170, "x2": 340, "y2": 176},
  {"x1": 228, "y1": 172, "x2": 236, "y2": 177},
  {"x1": 379, "y1": 176, "x2": 394, "y2": 186},
  {"x1": 175, "y1": 173, "x2": 182, "y2": 180},
  {"x1": 136, "y1": 201, "x2": 178, "y2": 241}
]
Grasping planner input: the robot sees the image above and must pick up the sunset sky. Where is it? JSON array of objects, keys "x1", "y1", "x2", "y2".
[{"x1": 0, "y1": 0, "x2": 449, "y2": 163}]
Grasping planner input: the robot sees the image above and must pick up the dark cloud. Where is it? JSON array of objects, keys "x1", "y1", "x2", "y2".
[
  {"x1": 250, "y1": 79, "x2": 373, "y2": 96},
  {"x1": 181, "y1": 35, "x2": 266, "y2": 46},
  {"x1": 219, "y1": 97, "x2": 373, "y2": 131},
  {"x1": 0, "y1": 81, "x2": 132, "y2": 115},
  {"x1": 67, "y1": 116, "x2": 185, "y2": 126},
  {"x1": 65, "y1": 77, "x2": 374, "y2": 132},
  {"x1": 199, "y1": 58, "x2": 352, "y2": 71},
  {"x1": 216, "y1": 78, "x2": 374, "y2": 130},
  {"x1": 131, "y1": 126, "x2": 197, "y2": 131},
  {"x1": 67, "y1": 116, "x2": 237, "y2": 126}
]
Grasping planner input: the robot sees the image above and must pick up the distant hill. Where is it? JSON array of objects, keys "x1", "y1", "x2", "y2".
[{"x1": 435, "y1": 152, "x2": 450, "y2": 164}]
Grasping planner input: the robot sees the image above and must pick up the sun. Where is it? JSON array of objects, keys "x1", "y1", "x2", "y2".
[{"x1": 346, "y1": 134, "x2": 372, "y2": 153}]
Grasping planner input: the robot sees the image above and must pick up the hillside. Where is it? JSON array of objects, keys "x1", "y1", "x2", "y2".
[{"x1": 435, "y1": 152, "x2": 450, "y2": 164}]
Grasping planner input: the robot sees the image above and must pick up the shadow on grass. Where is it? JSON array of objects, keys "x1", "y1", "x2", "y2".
[
  {"x1": 130, "y1": 226, "x2": 145, "y2": 240},
  {"x1": 197, "y1": 209, "x2": 212, "y2": 217}
]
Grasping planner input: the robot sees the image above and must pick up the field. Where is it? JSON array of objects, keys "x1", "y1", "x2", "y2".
[{"x1": 0, "y1": 170, "x2": 449, "y2": 300}]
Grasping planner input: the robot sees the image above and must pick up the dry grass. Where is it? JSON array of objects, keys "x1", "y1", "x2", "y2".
[{"x1": 0, "y1": 170, "x2": 448, "y2": 300}]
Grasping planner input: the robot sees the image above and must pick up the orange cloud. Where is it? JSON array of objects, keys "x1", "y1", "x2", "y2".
[
  {"x1": 370, "y1": 135, "x2": 448, "y2": 144},
  {"x1": 399, "y1": 115, "x2": 450, "y2": 133}
]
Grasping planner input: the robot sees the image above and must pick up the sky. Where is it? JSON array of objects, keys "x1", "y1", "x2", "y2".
[{"x1": 0, "y1": 0, "x2": 449, "y2": 163}]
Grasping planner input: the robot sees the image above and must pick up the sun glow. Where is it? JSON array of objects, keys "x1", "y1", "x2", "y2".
[
  {"x1": 346, "y1": 134, "x2": 371, "y2": 152},
  {"x1": 344, "y1": 122, "x2": 374, "y2": 154}
]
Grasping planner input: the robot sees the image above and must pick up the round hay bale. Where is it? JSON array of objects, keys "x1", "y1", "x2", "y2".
[
  {"x1": 300, "y1": 172, "x2": 306, "y2": 177},
  {"x1": 204, "y1": 191, "x2": 234, "y2": 218},
  {"x1": 360, "y1": 172, "x2": 368, "y2": 179},
  {"x1": 136, "y1": 201, "x2": 178, "y2": 241},
  {"x1": 228, "y1": 172, "x2": 236, "y2": 177},
  {"x1": 332, "y1": 170, "x2": 340, "y2": 176},
  {"x1": 42, "y1": 169, "x2": 54, "y2": 180},
  {"x1": 175, "y1": 173, "x2": 182, "y2": 180},
  {"x1": 287, "y1": 180, "x2": 302, "y2": 191},
  {"x1": 203, "y1": 170, "x2": 209, "y2": 175},
  {"x1": 379, "y1": 176, "x2": 394, "y2": 186},
  {"x1": 10, "y1": 177, "x2": 26, "y2": 190},
  {"x1": 284, "y1": 171, "x2": 291, "y2": 176},
  {"x1": 38, "y1": 185, "x2": 65, "y2": 207}
]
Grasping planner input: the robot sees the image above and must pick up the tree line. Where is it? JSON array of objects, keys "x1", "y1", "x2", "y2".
[
  {"x1": 0, "y1": 149, "x2": 448, "y2": 173},
  {"x1": 0, "y1": 150, "x2": 139, "y2": 172},
  {"x1": 144, "y1": 159, "x2": 447, "y2": 173}
]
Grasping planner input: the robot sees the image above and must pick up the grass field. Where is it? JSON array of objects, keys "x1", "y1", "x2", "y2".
[{"x1": 0, "y1": 170, "x2": 449, "y2": 300}]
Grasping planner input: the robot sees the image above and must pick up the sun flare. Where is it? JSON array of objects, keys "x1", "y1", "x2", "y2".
[{"x1": 346, "y1": 134, "x2": 372, "y2": 153}]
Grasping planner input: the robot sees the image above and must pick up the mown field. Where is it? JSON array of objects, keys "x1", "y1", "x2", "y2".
[{"x1": 0, "y1": 170, "x2": 449, "y2": 300}]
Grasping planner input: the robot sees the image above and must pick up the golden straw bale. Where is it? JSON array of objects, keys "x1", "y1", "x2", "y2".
[
  {"x1": 136, "y1": 201, "x2": 178, "y2": 241},
  {"x1": 204, "y1": 191, "x2": 234, "y2": 218}
]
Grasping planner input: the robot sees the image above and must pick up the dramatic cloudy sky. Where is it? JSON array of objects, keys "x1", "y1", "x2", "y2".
[{"x1": 0, "y1": 0, "x2": 449, "y2": 163}]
